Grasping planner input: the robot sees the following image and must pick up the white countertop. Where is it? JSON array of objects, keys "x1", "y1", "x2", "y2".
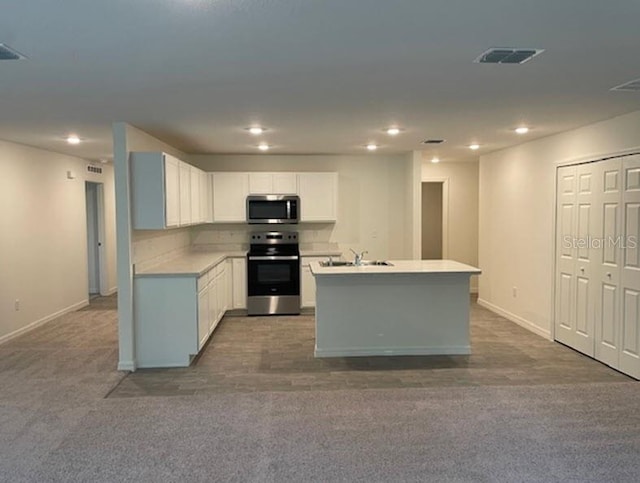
[
  {"x1": 310, "y1": 259, "x2": 481, "y2": 276},
  {"x1": 134, "y1": 249, "x2": 343, "y2": 277},
  {"x1": 135, "y1": 251, "x2": 246, "y2": 277}
]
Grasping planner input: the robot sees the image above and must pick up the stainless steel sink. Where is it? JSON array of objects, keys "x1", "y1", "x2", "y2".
[
  {"x1": 319, "y1": 260, "x2": 353, "y2": 267},
  {"x1": 319, "y1": 260, "x2": 393, "y2": 267}
]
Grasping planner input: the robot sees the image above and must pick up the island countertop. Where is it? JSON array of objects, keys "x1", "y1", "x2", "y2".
[{"x1": 310, "y1": 259, "x2": 481, "y2": 276}]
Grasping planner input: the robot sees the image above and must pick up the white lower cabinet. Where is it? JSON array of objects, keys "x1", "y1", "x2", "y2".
[
  {"x1": 232, "y1": 257, "x2": 247, "y2": 309},
  {"x1": 198, "y1": 281, "x2": 210, "y2": 350},
  {"x1": 301, "y1": 257, "x2": 328, "y2": 308},
  {"x1": 134, "y1": 259, "x2": 232, "y2": 368}
]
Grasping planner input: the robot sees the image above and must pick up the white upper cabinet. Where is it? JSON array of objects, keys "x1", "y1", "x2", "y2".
[
  {"x1": 179, "y1": 162, "x2": 192, "y2": 226},
  {"x1": 164, "y1": 155, "x2": 180, "y2": 228},
  {"x1": 297, "y1": 172, "x2": 338, "y2": 222},
  {"x1": 190, "y1": 166, "x2": 201, "y2": 224},
  {"x1": 212, "y1": 172, "x2": 249, "y2": 222},
  {"x1": 130, "y1": 152, "x2": 214, "y2": 229},
  {"x1": 201, "y1": 171, "x2": 211, "y2": 223},
  {"x1": 249, "y1": 172, "x2": 297, "y2": 194},
  {"x1": 130, "y1": 152, "x2": 184, "y2": 229}
]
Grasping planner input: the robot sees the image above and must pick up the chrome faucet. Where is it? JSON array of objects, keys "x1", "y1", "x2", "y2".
[{"x1": 350, "y1": 248, "x2": 368, "y2": 266}]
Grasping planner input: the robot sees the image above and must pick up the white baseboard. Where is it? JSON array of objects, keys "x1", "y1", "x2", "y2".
[
  {"x1": 0, "y1": 299, "x2": 89, "y2": 346},
  {"x1": 477, "y1": 298, "x2": 551, "y2": 340},
  {"x1": 117, "y1": 360, "x2": 136, "y2": 371},
  {"x1": 314, "y1": 346, "x2": 471, "y2": 357},
  {"x1": 102, "y1": 286, "x2": 117, "y2": 296}
]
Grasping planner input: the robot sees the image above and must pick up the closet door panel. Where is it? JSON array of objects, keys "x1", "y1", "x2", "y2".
[
  {"x1": 573, "y1": 164, "x2": 597, "y2": 355},
  {"x1": 555, "y1": 166, "x2": 577, "y2": 346},
  {"x1": 620, "y1": 155, "x2": 640, "y2": 379},
  {"x1": 594, "y1": 158, "x2": 622, "y2": 367}
]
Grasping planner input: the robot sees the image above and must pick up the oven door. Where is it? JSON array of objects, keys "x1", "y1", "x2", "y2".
[{"x1": 247, "y1": 255, "x2": 300, "y2": 297}]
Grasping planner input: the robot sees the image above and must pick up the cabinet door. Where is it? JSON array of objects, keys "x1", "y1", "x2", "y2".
[
  {"x1": 198, "y1": 285, "x2": 210, "y2": 350},
  {"x1": 273, "y1": 173, "x2": 297, "y2": 194},
  {"x1": 298, "y1": 173, "x2": 338, "y2": 222},
  {"x1": 164, "y1": 155, "x2": 181, "y2": 228},
  {"x1": 225, "y1": 259, "x2": 233, "y2": 311},
  {"x1": 212, "y1": 173, "x2": 249, "y2": 222},
  {"x1": 200, "y1": 171, "x2": 210, "y2": 223},
  {"x1": 216, "y1": 271, "x2": 225, "y2": 322},
  {"x1": 301, "y1": 265, "x2": 316, "y2": 308},
  {"x1": 232, "y1": 258, "x2": 247, "y2": 309},
  {"x1": 179, "y1": 162, "x2": 192, "y2": 225},
  {"x1": 248, "y1": 173, "x2": 273, "y2": 194},
  {"x1": 190, "y1": 166, "x2": 201, "y2": 224},
  {"x1": 208, "y1": 277, "x2": 217, "y2": 333}
]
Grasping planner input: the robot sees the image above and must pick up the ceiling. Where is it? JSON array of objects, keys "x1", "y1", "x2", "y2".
[{"x1": 1, "y1": 0, "x2": 640, "y2": 162}]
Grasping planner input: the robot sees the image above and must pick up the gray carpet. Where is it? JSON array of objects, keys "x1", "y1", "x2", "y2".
[
  {"x1": 1, "y1": 296, "x2": 639, "y2": 482},
  {"x1": 2, "y1": 385, "x2": 640, "y2": 482}
]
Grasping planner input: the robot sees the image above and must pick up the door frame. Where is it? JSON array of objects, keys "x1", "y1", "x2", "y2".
[
  {"x1": 86, "y1": 181, "x2": 108, "y2": 296},
  {"x1": 421, "y1": 178, "x2": 449, "y2": 259}
]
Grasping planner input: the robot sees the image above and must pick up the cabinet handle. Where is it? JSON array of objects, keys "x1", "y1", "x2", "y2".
[
  {"x1": 606, "y1": 272, "x2": 612, "y2": 278},
  {"x1": 580, "y1": 267, "x2": 585, "y2": 272}
]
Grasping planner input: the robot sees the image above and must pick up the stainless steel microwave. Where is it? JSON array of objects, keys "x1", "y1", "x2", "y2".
[{"x1": 246, "y1": 195, "x2": 299, "y2": 224}]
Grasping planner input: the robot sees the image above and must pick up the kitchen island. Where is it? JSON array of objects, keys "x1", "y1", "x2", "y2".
[{"x1": 309, "y1": 260, "x2": 481, "y2": 357}]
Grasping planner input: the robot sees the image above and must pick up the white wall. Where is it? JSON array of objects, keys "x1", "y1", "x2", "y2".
[
  {"x1": 479, "y1": 109, "x2": 640, "y2": 338},
  {"x1": 422, "y1": 159, "x2": 479, "y2": 291},
  {"x1": 0, "y1": 139, "x2": 117, "y2": 343},
  {"x1": 190, "y1": 154, "x2": 413, "y2": 260}
]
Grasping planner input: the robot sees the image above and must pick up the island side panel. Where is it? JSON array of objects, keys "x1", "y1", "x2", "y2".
[{"x1": 314, "y1": 272, "x2": 471, "y2": 357}]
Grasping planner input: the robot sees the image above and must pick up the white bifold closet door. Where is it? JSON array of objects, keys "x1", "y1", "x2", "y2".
[
  {"x1": 593, "y1": 158, "x2": 622, "y2": 368},
  {"x1": 556, "y1": 155, "x2": 640, "y2": 379},
  {"x1": 619, "y1": 155, "x2": 640, "y2": 378},
  {"x1": 555, "y1": 163, "x2": 597, "y2": 356}
]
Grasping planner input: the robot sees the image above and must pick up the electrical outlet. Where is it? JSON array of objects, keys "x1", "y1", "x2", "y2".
[
  {"x1": 14, "y1": 299, "x2": 20, "y2": 311},
  {"x1": 512, "y1": 287, "x2": 517, "y2": 298}
]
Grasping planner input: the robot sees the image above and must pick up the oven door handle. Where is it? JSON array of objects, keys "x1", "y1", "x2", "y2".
[{"x1": 248, "y1": 256, "x2": 300, "y2": 261}]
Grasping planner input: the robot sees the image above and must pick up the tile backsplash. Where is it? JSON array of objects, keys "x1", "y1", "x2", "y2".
[{"x1": 132, "y1": 228, "x2": 191, "y2": 272}]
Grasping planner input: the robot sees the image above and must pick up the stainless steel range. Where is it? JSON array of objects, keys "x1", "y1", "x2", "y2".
[{"x1": 247, "y1": 231, "x2": 300, "y2": 316}]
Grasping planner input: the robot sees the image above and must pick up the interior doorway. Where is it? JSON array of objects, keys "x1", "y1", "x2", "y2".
[
  {"x1": 85, "y1": 182, "x2": 106, "y2": 296},
  {"x1": 421, "y1": 181, "x2": 448, "y2": 260}
]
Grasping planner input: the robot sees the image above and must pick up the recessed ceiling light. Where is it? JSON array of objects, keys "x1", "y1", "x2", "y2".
[
  {"x1": 258, "y1": 143, "x2": 270, "y2": 151},
  {"x1": 469, "y1": 144, "x2": 480, "y2": 150},
  {"x1": 66, "y1": 135, "x2": 81, "y2": 145},
  {"x1": 431, "y1": 157, "x2": 440, "y2": 164},
  {"x1": 386, "y1": 127, "x2": 401, "y2": 136},
  {"x1": 515, "y1": 127, "x2": 529, "y2": 134},
  {"x1": 366, "y1": 143, "x2": 378, "y2": 151},
  {"x1": 246, "y1": 127, "x2": 266, "y2": 135}
]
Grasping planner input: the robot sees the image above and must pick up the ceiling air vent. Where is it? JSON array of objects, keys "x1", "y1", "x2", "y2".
[
  {"x1": 422, "y1": 139, "x2": 445, "y2": 145},
  {"x1": 611, "y1": 78, "x2": 640, "y2": 92},
  {"x1": 0, "y1": 43, "x2": 26, "y2": 60},
  {"x1": 87, "y1": 165, "x2": 103, "y2": 175},
  {"x1": 474, "y1": 47, "x2": 544, "y2": 64}
]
